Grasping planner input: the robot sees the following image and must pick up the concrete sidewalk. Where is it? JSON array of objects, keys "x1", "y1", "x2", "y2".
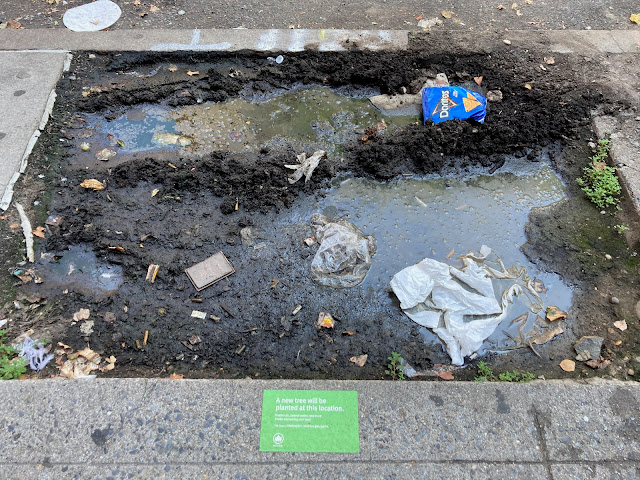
[{"x1": 0, "y1": 379, "x2": 638, "y2": 479}]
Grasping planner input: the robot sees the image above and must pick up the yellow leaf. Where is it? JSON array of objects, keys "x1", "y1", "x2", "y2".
[
  {"x1": 559, "y1": 359, "x2": 575, "y2": 372},
  {"x1": 630, "y1": 13, "x2": 640, "y2": 24},
  {"x1": 80, "y1": 179, "x2": 105, "y2": 191},
  {"x1": 152, "y1": 188, "x2": 160, "y2": 197},
  {"x1": 32, "y1": 226, "x2": 46, "y2": 238},
  {"x1": 441, "y1": 10, "x2": 454, "y2": 18},
  {"x1": 546, "y1": 306, "x2": 567, "y2": 322},
  {"x1": 524, "y1": 83, "x2": 532, "y2": 90}
]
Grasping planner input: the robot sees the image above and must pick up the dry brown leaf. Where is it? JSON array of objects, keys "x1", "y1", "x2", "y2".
[
  {"x1": 441, "y1": 10, "x2": 454, "y2": 18},
  {"x1": 613, "y1": 320, "x2": 628, "y2": 331},
  {"x1": 559, "y1": 359, "x2": 575, "y2": 372},
  {"x1": 168, "y1": 373, "x2": 184, "y2": 379},
  {"x1": 474, "y1": 76, "x2": 483, "y2": 86},
  {"x1": 9, "y1": 223, "x2": 19, "y2": 229},
  {"x1": 7, "y1": 19, "x2": 23, "y2": 29},
  {"x1": 436, "y1": 370, "x2": 455, "y2": 380},
  {"x1": 81, "y1": 179, "x2": 105, "y2": 191},
  {"x1": 32, "y1": 226, "x2": 46, "y2": 238},
  {"x1": 187, "y1": 70, "x2": 200, "y2": 76},
  {"x1": 524, "y1": 83, "x2": 533, "y2": 90},
  {"x1": 546, "y1": 306, "x2": 567, "y2": 322},
  {"x1": 73, "y1": 308, "x2": 90, "y2": 322},
  {"x1": 416, "y1": 14, "x2": 423, "y2": 20},
  {"x1": 149, "y1": 4, "x2": 160, "y2": 12},
  {"x1": 349, "y1": 354, "x2": 368, "y2": 367}
]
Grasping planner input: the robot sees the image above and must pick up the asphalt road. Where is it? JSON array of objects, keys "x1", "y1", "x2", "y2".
[{"x1": 1, "y1": 0, "x2": 639, "y2": 31}]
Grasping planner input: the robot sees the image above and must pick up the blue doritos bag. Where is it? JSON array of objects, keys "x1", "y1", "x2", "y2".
[{"x1": 423, "y1": 86, "x2": 487, "y2": 124}]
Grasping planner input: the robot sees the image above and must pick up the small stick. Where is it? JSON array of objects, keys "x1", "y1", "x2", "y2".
[
  {"x1": 143, "y1": 330, "x2": 149, "y2": 345},
  {"x1": 15, "y1": 203, "x2": 34, "y2": 262}
]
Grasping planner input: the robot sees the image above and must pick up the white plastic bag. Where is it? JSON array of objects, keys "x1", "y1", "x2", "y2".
[
  {"x1": 391, "y1": 246, "x2": 542, "y2": 365},
  {"x1": 310, "y1": 213, "x2": 377, "y2": 288}
]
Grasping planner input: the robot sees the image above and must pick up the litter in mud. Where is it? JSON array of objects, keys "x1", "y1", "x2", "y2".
[
  {"x1": 559, "y1": 359, "x2": 575, "y2": 372},
  {"x1": 185, "y1": 252, "x2": 235, "y2": 291},
  {"x1": 15, "y1": 203, "x2": 35, "y2": 262},
  {"x1": 546, "y1": 306, "x2": 567, "y2": 322},
  {"x1": 349, "y1": 354, "x2": 368, "y2": 367},
  {"x1": 11, "y1": 267, "x2": 43, "y2": 284},
  {"x1": 56, "y1": 343, "x2": 116, "y2": 378},
  {"x1": 18, "y1": 337, "x2": 54, "y2": 371},
  {"x1": 286, "y1": 150, "x2": 327, "y2": 184},
  {"x1": 191, "y1": 310, "x2": 207, "y2": 319},
  {"x1": 96, "y1": 148, "x2": 116, "y2": 161},
  {"x1": 145, "y1": 264, "x2": 159, "y2": 283},
  {"x1": 63, "y1": 0, "x2": 122, "y2": 32},
  {"x1": 390, "y1": 246, "x2": 543, "y2": 366},
  {"x1": 316, "y1": 312, "x2": 335, "y2": 329},
  {"x1": 423, "y1": 86, "x2": 487, "y2": 124},
  {"x1": 80, "y1": 179, "x2": 105, "y2": 191},
  {"x1": 45, "y1": 215, "x2": 63, "y2": 226},
  {"x1": 310, "y1": 213, "x2": 377, "y2": 288}
]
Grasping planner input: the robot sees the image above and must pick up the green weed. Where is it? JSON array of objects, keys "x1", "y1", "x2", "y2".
[
  {"x1": 614, "y1": 224, "x2": 629, "y2": 234},
  {"x1": 474, "y1": 361, "x2": 534, "y2": 383},
  {"x1": 0, "y1": 330, "x2": 27, "y2": 380},
  {"x1": 577, "y1": 138, "x2": 621, "y2": 209},
  {"x1": 385, "y1": 351, "x2": 406, "y2": 381}
]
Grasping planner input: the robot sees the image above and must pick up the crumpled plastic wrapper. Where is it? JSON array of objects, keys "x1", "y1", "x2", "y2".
[
  {"x1": 391, "y1": 246, "x2": 542, "y2": 365},
  {"x1": 310, "y1": 213, "x2": 377, "y2": 288},
  {"x1": 285, "y1": 150, "x2": 326, "y2": 184}
]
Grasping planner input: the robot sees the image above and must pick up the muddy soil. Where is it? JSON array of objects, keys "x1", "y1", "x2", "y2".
[{"x1": 2, "y1": 35, "x2": 639, "y2": 381}]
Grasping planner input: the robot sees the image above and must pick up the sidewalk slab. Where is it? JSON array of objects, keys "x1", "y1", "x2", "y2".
[
  {"x1": 0, "y1": 379, "x2": 638, "y2": 478},
  {"x1": 0, "y1": 51, "x2": 69, "y2": 210}
]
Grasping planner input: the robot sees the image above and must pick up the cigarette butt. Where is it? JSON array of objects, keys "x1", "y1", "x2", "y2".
[
  {"x1": 447, "y1": 249, "x2": 456, "y2": 259},
  {"x1": 143, "y1": 330, "x2": 149, "y2": 345}
]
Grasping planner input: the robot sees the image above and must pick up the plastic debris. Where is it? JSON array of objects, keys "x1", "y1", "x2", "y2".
[
  {"x1": 18, "y1": 337, "x2": 54, "y2": 371},
  {"x1": 303, "y1": 237, "x2": 316, "y2": 247},
  {"x1": 310, "y1": 213, "x2": 377, "y2": 288},
  {"x1": 423, "y1": 86, "x2": 487, "y2": 124},
  {"x1": 191, "y1": 310, "x2": 207, "y2": 319},
  {"x1": 63, "y1": 0, "x2": 122, "y2": 32},
  {"x1": 316, "y1": 312, "x2": 335, "y2": 329},
  {"x1": 390, "y1": 246, "x2": 542, "y2": 366},
  {"x1": 14, "y1": 203, "x2": 35, "y2": 262},
  {"x1": 292, "y1": 305, "x2": 302, "y2": 315},
  {"x1": 96, "y1": 148, "x2": 116, "y2": 161},
  {"x1": 146, "y1": 264, "x2": 159, "y2": 283},
  {"x1": 185, "y1": 252, "x2": 235, "y2": 291},
  {"x1": 11, "y1": 267, "x2": 43, "y2": 284},
  {"x1": 285, "y1": 150, "x2": 326, "y2": 184}
]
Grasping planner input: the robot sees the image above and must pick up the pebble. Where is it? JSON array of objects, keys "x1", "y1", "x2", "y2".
[
  {"x1": 610, "y1": 296, "x2": 619, "y2": 305},
  {"x1": 503, "y1": 39, "x2": 512, "y2": 45},
  {"x1": 178, "y1": 10, "x2": 185, "y2": 15},
  {"x1": 605, "y1": 254, "x2": 612, "y2": 260},
  {"x1": 629, "y1": 369, "x2": 635, "y2": 376}
]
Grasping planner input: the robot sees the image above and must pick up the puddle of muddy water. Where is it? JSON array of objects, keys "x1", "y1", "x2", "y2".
[
  {"x1": 262, "y1": 156, "x2": 573, "y2": 353},
  {"x1": 38, "y1": 245, "x2": 123, "y2": 297},
  {"x1": 83, "y1": 86, "x2": 417, "y2": 159}
]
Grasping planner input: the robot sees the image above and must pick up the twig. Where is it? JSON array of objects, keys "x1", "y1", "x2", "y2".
[{"x1": 15, "y1": 203, "x2": 34, "y2": 262}]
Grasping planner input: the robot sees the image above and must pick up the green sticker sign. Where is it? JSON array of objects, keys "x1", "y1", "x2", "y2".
[{"x1": 259, "y1": 389, "x2": 359, "y2": 453}]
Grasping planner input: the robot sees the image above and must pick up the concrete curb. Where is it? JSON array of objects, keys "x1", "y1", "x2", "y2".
[{"x1": 0, "y1": 378, "x2": 638, "y2": 478}]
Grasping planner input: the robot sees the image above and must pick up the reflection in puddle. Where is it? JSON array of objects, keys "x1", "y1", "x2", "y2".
[
  {"x1": 85, "y1": 87, "x2": 418, "y2": 157},
  {"x1": 271, "y1": 157, "x2": 573, "y2": 353},
  {"x1": 39, "y1": 245, "x2": 123, "y2": 296}
]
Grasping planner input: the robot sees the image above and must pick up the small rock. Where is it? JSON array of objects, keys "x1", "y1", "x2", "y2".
[
  {"x1": 588, "y1": 141, "x2": 596, "y2": 149},
  {"x1": 574, "y1": 336, "x2": 604, "y2": 361},
  {"x1": 418, "y1": 17, "x2": 443, "y2": 29},
  {"x1": 503, "y1": 39, "x2": 512, "y2": 45},
  {"x1": 610, "y1": 296, "x2": 619, "y2": 305},
  {"x1": 178, "y1": 9, "x2": 185, "y2": 15},
  {"x1": 605, "y1": 254, "x2": 612, "y2": 260},
  {"x1": 486, "y1": 90, "x2": 503, "y2": 102},
  {"x1": 628, "y1": 369, "x2": 635, "y2": 376}
]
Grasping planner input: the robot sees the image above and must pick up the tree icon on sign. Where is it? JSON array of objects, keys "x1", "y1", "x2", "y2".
[{"x1": 273, "y1": 433, "x2": 284, "y2": 445}]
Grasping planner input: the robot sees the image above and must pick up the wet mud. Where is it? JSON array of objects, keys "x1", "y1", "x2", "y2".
[{"x1": 2, "y1": 35, "x2": 639, "y2": 380}]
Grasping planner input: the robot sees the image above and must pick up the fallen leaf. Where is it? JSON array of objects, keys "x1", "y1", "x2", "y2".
[
  {"x1": 349, "y1": 354, "x2": 368, "y2": 367},
  {"x1": 152, "y1": 188, "x2": 160, "y2": 197},
  {"x1": 559, "y1": 359, "x2": 575, "y2": 372},
  {"x1": 441, "y1": 10, "x2": 454, "y2": 18},
  {"x1": 585, "y1": 358, "x2": 611, "y2": 369},
  {"x1": 497, "y1": 4, "x2": 505, "y2": 9},
  {"x1": 613, "y1": 320, "x2": 628, "y2": 331},
  {"x1": 168, "y1": 64, "x2": 178, "y2": 72},
  {"x1": 107, "y1": 246, "x2": 125, "y2": 252},
  {"x1": 546, "y1": 306, "x2": 567, "y2": 322},
  {"x1": 630, "y1": 13, "x2": 640, "y2": 24},
  {"x1": 73, "y1": 308, "x2": 90, "y2": 322},
  {"x1": 614, "y1": 340, "x2": 622, "y2": 346},
  {"x1": 532, "y1": 279, "x2": 547, "y2": 293},
  {"x1": 474, "y1": 76, "x2": 483, "y2": 86},
  {"x1": 81, "y1": 179, "x2": 105, "y2": 191},
  {"x1": 90, "y1": 20, "x2": 100, "y2": 25},
  {"x1": 524, "y1": 83, "x2": 533, "y2": 90},
  {"x1": 187, "y1": 70, "x2": 200, "y2": 76},
  {"x1": 416, "y1": 14, "x2": 423, "y2": 20},
  {"x1": 96, "y1": 148, "x2": 116, "y2": 161},
  {"x1": 149, "y1": 4, "x2": 160, "y2": 13},
  {"x1": 168, "y1": 373, "x2": 184, "y2": 379},
  {"x1": 9, "y1": 223, "x2": 19, "y2": 229},
  {"x1": 544, "y1": 56, "x2": 555, "y2": 65},
  {"x1": 32, "y1": 226, "x2": 46, "y2": 238},
  {"x1": 436, "y1": 370, "x2": 455, "y2": 380},
  {"x1": 7, "y1": 19, "x2": 23, "y2": 29},
  {"x1": 342, "y1": 330, "x2": 355, "y2": 336}
]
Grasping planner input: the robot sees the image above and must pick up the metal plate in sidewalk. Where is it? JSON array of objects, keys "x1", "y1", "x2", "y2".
[{"x1": 185, "y1": 252, "x2": 235, "y2": 291}]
